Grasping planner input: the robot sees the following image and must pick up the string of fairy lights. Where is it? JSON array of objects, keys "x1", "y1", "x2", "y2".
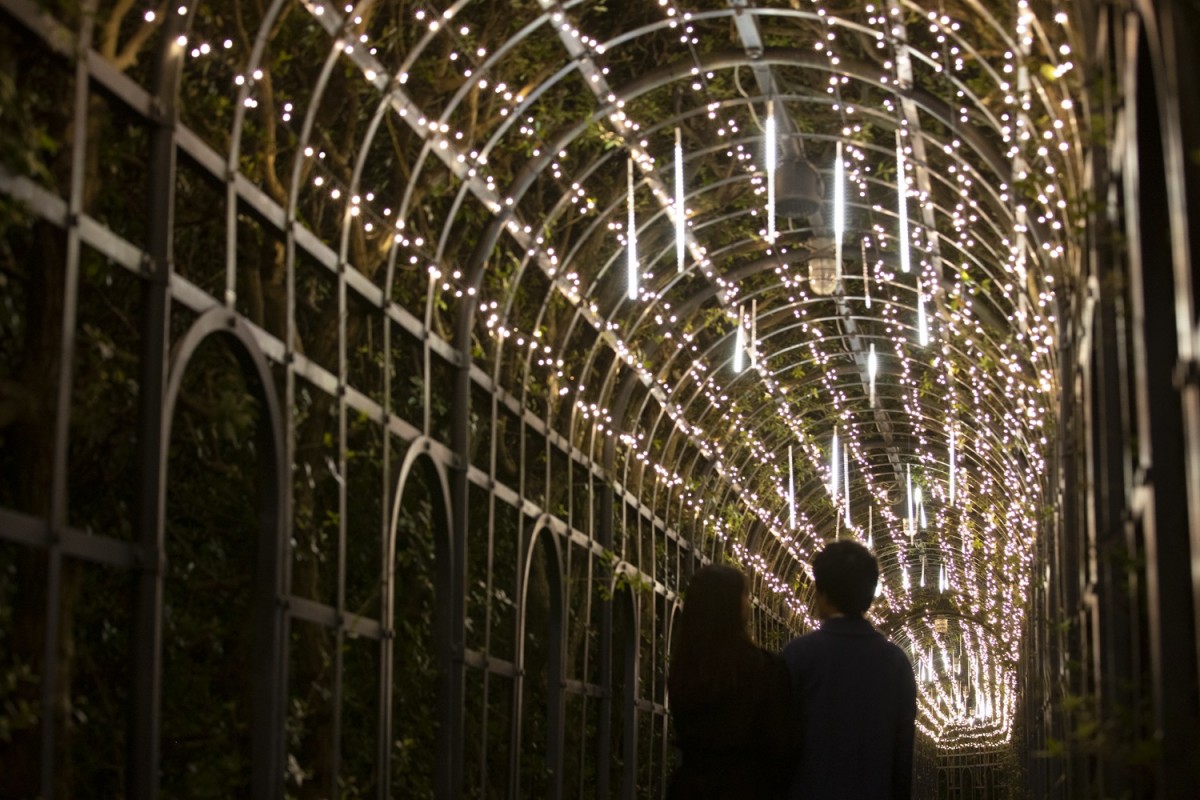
[{"x1": 155, "y1": 0, "x2": 1081, "y2": 750}]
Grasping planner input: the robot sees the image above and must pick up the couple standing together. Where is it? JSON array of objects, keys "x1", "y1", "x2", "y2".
[{"x1": 667, "y1": 541, "x2": 917, "y2": 800}]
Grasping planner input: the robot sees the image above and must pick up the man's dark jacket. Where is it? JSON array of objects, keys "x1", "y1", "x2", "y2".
[{"x1": 781, "y1": 615, "x2": 917, "y2": 800}]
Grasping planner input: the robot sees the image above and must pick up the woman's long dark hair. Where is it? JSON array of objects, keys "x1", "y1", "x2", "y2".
[{"x1": 668, "y1": 565, "x2": 753, "y2": 704}]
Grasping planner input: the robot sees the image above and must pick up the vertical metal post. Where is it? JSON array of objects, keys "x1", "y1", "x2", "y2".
[
  {"x1": 129, "y1": 9, "x2": 186, "y2": 800},
  {"x1": 1123, "y1": 15, "x2": 1200, "y2": 794}
]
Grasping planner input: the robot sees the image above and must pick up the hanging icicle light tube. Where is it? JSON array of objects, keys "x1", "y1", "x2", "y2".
[
  {"x1": 897, "y1": 129, "x2": 911, "y2": 274},
  {"x1": 627, "y1": 155, "x2": 638, "y2": 300},
  {"x1": 675, "y1": 127, "x2": 686, "y2": 273},
  {"x1": 834, "y1": 139, "x2": 845, "y2": 288},
  {"x1": 766, "y1": 99, "x2": 776, "y2": 244}
]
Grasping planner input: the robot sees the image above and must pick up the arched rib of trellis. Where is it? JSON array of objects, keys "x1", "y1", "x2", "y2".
[{"x1": 161, "y1": 308, "x2": 289, "y2": 800}]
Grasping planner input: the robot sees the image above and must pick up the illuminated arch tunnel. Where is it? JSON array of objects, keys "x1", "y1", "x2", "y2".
[{"x1": 1, "y1": 0, "x2": 1198, "y2": 797}]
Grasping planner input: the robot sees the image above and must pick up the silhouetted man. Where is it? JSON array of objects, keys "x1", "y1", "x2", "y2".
[{"x1": 782, "y1": 540, "x2": 917, "y2": 800}]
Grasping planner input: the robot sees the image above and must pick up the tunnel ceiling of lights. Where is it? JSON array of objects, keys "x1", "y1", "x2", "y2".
[{"x1": 162, "y1": 0, "x2": 1078, "y2": 752}]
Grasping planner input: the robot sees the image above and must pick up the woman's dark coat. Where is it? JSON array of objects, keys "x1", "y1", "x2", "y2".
[{"x1": 666, "y1": 641, "x2": 794, "y2": 799}]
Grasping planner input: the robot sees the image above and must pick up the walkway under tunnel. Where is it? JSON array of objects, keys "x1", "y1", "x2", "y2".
[{"x1": 1, "y1": 0, "x2": 1199, "y2": 797}]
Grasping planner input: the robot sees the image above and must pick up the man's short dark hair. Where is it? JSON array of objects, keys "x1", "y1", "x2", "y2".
[{"x1": 812, "y1": 540, "x2": 878, "y2": 616}]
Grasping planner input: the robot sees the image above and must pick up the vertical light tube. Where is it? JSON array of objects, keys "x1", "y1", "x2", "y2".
[
  {"x1": 750, "y1": 298, "x2": 758, "y2": 369},
  {"x1": 627, "y1": 156, "x2": 638, "y2": 300},
  {"x1": 920, "y1": 556, "x2": 926, "y2": 588},
  {"x1": 949, "y1": 425, "x2": 956, "y2": 505},
  {"x1": 733, "y1": 305, "x2": 745, "y2": 372},
  {"x1": 831, "y1": 426, "x2": 840, "y2": 504},
  {"x1": 862, "y1": 237, "x2": 871, "y2": 308},
  {"x1": 939, "y1": 563, "x2": 947, "y2": 593},
  {"x1": 675, "y1": 127, "x2": 686, "y2": 273},
  {"x1": 834, "y1": 139, "x2": 845, "y2": 285},
  {"x1": 907, "y1": 464, "x2": 914, "y2": 541},
  {"x1": 867, "y1": 506, "x2": 873, "y2": 549},
  {"x1": 843, "y1": 443, "x2": 850, "y2": 526},
  {"x1": 766, "y1": 100, "x2": 776, "y2": 244},
  {"x1": 897, "y1": 130, "x2": 911, "y2": 273},
  {"x1": 788, "y1": 445, "x2": 796, "y2": 529},
  {"x1": 917, "y1": 281, "x2": 929, "y2": 346},
  {"x1": 868, "y1": 343, "x2": 878, "y2": 406}
]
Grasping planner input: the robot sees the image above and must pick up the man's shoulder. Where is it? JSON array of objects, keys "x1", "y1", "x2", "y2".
[
  {"x1": 781, "y1": 629, "x2": 826, "y2": 660},
  {"x1": 782, "y1": 629, "x2": 820, "y2": 648},
  {"x1": 878, "y1": 638, "x2": 916, "y2": 679}
]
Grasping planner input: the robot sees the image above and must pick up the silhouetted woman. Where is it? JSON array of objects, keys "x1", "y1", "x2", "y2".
[{"x1": 666, "y1": 565, "x2": 794, "y2": 799}]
